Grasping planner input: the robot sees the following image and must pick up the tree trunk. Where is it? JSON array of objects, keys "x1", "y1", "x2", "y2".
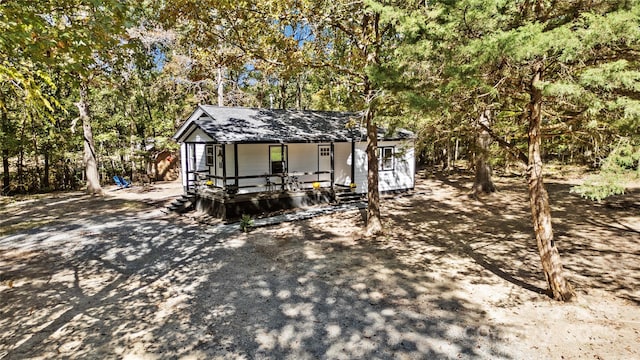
[
  {"x1": 129, "y1": 103, "x2": 136, "y2": 182},
  {"x1": 446, "y1": 139, "x2": 452, "y2": 171},
  {"x1": 76, "y1": 81, "x2": 103, "y2": 195},
  {"x1": 30, "y1": 112, "x2": 41, "y2": 191},
  {"x1": 1, "y1": 149, "x2": 8, "y2": 195},
  {"x1": 217, "y1": 66, "x2": 224, "y2": 107},
  {"x1": 454, "y1": 137, "x2": 459, "y2": 167},
  {"x1": 362, "y1": 12, "x2": 384, "y2": 237},
  {"x1": 473, "y1": 109, "x2": 496, "y2": 196},
  {"x1": 43, "y1": 142, "x2": 50, "y2": 189},
  {"x1": 17, "y1": 148, "x2": 24, "y2": 193},
  {"x1": 365, "y1": 104, "x2": 383, "y2": 236},
  {"x1": 1, "y1": 96, "x2": 10, "y2": 195},
  {"x1": 296, "y1": 74, "x2": 303, "y2": 110},
  {"x1": 527, "y1": 64, "x2": 574, "y2": 301},
  {"x1": 280, "y1": 81, "x2": 286, "y2": 110},
  {"x1": 17, "y1": 117, "x2": 26, "y2": 193},
  {"x1": 441, "y1": 142, "x2": 451, "y2": 172}
]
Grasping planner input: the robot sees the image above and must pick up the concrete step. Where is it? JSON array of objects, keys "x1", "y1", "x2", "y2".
[
  {"x1": 167, "y1": 194, "x2": 196, "y2": 214},
  {"x1": 334, "y1": 191, "x2": 365, "y2": 204}
]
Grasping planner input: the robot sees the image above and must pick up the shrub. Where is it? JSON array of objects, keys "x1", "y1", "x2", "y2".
[{"x1": 239, "y1": 214, "x2": 254, "y2": 232}]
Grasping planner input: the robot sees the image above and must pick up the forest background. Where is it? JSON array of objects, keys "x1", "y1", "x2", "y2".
[{"x1": 1, "y1": 0, "x2": 638, "y2": 300}]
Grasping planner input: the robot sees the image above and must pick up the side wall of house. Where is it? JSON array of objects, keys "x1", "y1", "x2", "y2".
[
  {"x1": 353, "y1": 140, "x2": 415, "y2": 194},
  {"x1": 334, "y1": 142, "x2": 353, "y2": 187},
  {"x1": 235, "y1": 143, "x2": 268, "y2": 192},
  {"x1": 353, "y1": 143, "x2": 369, "y2": 193}
]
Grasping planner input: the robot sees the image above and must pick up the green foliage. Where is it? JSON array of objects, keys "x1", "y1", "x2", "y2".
[
  {"x1": 239, "y1": 214, "x2": 254, "y2": 233},
  {"x1": 572, "y1": 139, "x2": 640, "y2": 201},
  {"x1": 0, "y1": 0, "x2": 182, "y2": 194},
  {"x1": 385, "y1": 0, "x2": 640, "y2": 168},
  {"x1": 2, "y1": 0, "x2": 638, "y2": 197}
]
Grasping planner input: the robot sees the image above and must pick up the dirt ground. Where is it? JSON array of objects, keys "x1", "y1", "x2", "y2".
[{"x1": 0, "y1": 173, "x2": 639, "y2": 359}]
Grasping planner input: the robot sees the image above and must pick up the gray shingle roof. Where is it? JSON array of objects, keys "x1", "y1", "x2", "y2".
[{"x1": 175, "y1": 105, "x2": 414, "y2": 143}]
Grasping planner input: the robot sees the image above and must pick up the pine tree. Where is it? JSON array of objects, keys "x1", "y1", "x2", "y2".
[{"x1": 387, "y1": 0, "x2": 639, "y2": 301}]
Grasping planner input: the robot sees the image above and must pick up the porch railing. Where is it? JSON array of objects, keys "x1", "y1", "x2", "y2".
[{"x1": 192, "y1": 170, "x2": 333, "y2": 194}]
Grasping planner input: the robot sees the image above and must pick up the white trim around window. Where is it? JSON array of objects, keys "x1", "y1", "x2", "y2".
[
  {"x1": 378, "y1": 146, "x2": 394, "y2": 171},
  {"x1": 205, "y1": 144, "x2": 214, "y2": 166}
]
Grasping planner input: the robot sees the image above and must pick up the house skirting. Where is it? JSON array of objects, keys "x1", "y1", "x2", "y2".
[{"x1": 195, "y1": 189, "x2": 335, "y2": 221}]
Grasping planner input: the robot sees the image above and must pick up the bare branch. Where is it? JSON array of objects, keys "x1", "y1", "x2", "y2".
[{"x1": 478, "y1": 122, "x2": 529, "y2": 164}]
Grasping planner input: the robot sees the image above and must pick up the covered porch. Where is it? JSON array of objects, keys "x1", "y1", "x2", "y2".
[
  {"x1": 181, "y1": 141, "x2": 356, "y2": 196},
  {"x1": 179, "y1": 140, "x2": 357, "y2": 220}
]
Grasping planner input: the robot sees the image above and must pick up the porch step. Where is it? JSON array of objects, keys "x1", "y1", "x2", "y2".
[
  {"x1": 334, "y1": 190, "x2": 365, "y2": 204},
  {"x1": 167, "y1": 193, "x2": 196, "y2": 214}
]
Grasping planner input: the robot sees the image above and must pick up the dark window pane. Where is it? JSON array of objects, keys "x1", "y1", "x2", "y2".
[
  {"x1": 206, "y1": 145, "x2": 214, "y2": 166},
  {"x1": 270, "y1": 145, "x2": 287, "y2": 174}
]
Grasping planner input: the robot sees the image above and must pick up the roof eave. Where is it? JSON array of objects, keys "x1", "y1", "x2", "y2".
[{"x1": 172, "y1": 106, "x2": 208, "y2": 141}]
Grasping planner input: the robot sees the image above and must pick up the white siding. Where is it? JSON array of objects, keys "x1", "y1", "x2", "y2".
[
  {"x1": 288, "y1": 143, "x2": 324, "y2": 186},
  {"x1": 180, "y1": 142, "x2": 208, "y2": 190},
  {"x1": 177, "y1": 128, "x2": 215, "y2": 192},
  {"x1": 195, "y1": 143, "x2": 208, "y2": 172},
  {"x1": 238, "y1": 144, "x2": 269, "y2": 176},
  {"x1": 225, "y1": 144, "x2": 235, "y2": 183},
  {"x1": 178, "y1": 138, "x2": 415, "y2": 195},
  {"x1": 180, "y1": 143, "x2": 187, "y2": 188},
  {"x1": 185, "y1": 127, "x2": 214, "y2": 143},
  {"x1": 288, "y1": 143, "x2": 315, "y2": 173},
  {"x1": 353, "y1": 140, "x2": 415, "y2": 194},
  {"x1": 236, "y1": 144, "x2": 269, "y2": 193},
  {"x1": 377, "y1": 140, "x2": 415, "y2": 192},
  {"x1": 353, "y1": 143, "x2": 369, "y2": 194},
  {"x1": 334, "y1": 142, "x2": 352, "y2": 186},
  {"x1": 233, "y1": 143, "x2": 333, "y2": 193}
]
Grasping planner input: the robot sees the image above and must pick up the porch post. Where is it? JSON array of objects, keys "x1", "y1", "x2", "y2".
[
  {"x1": 330, "y1": 142, "x2": 335, "y2": 187},
  {"x1": 222, "y1": 143, "x2": 227, "y2": 189},
  {"x1": 234, "y1": 143, "x2": 239, "y2": 187},
  {"x1": 190, "y1": 143, "x2": 197, "y2": 190},
  {"x1": 191, "y1": 143, "x2": 196, "y2": 169},
  {"x1": 185, "y1": 143, "x2": 190, "y2": 192},
  {"x1": 213, "y1": 144, "x2": 217, "y2": 184},
  {"x1": 351, "y1": 139, "x2": 355, "y2": 185},
  {"x1": 280, "y1": 143, "x2": 285, "y2": 191}
]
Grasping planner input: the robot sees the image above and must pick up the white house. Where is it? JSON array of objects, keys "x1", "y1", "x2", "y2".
[{"x1": 172, "y1": 105, "x2": 415, "y2": 219}]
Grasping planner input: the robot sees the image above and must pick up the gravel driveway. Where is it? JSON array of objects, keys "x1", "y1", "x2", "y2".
[
  {"x1": 0, "y1": 189, "x2": 506, "y2": 360},
  {"x1": 2, "y1": 179, "x2": 639, "y2": 359}
]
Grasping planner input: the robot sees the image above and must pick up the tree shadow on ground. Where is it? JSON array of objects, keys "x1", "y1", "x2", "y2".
[
  {"x1": 384, "y1": 176, "x2": 640, "y2": 306},
  {"x1": 1, "y1": 175, "x2": 638, "y2": 358},
  {"x1": 547, "y1": 183, "x2": 640, "y2": 305},
  {"x1": 182, "y1": 218, "x2": 511, "y2": 359},
  {"x1": 0, "y1": 190, "x2": 513, "y2": 359}
]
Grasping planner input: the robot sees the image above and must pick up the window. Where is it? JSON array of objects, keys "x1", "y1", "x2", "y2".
[
  {"x1": 270, "y1": 145, "x2": 288, "y2": 174},
  {"x1": 379, "y1": 146, "x2": 394, "y2": 171},
  {"x1": 319, "y1": 146, "x2": 330, "y2": 157},
  {"x1": 205, "y1": 145, "x2": 214, "y2": 166}
]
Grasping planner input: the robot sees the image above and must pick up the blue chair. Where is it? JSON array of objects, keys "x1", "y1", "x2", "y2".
[
  {"x1": 114, "y1": 175, "x2": 131, "y2": 189},
  {"x1": 118, "y1": 176, "x2": 131, "y2": 188}
]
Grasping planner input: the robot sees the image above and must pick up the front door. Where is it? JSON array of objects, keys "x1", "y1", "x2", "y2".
[{"x1": 317, "y1": 145, "x2": 331, "y2": 183}]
